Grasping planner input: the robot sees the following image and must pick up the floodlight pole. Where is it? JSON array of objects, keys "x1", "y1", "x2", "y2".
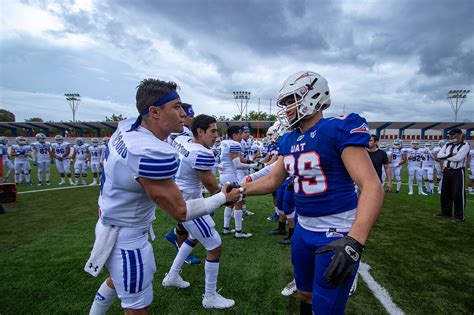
[
  {"x1": 65, "y1": 93, "x2": 81, "y2": 122},
  {"x1": 233, "y1": 91, "x2": 251, "y2": 121},
  {"x1": 447, "y1": 89, "x2": 470, "y2": 122}
]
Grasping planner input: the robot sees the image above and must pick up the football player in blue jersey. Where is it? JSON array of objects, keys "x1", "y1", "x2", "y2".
[
  {"x1": 242, "y1": 71, "x2": 383, "y2": 315},
  {"x1": 86, "y1": 79, "x2": 242, "y2": 315}
]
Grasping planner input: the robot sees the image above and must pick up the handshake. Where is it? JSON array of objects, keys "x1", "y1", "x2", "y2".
[{"x1": 222, "y1": 182, "x2": 245, "y2": 206}]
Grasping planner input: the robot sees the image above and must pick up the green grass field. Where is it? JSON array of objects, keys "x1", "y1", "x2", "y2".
[{"x1": 1, "y1": 167, "x2": 473, "y2": 314}]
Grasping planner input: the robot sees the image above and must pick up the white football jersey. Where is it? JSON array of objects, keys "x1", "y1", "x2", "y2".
[
  {"x1": 431, "y1": 146, "x2": 441, "y2": 158},
  {"x1": 240, "y1": 138, "x2": 253, "y2": 160},
  {"x1": 99, "y1": 118, "x2": 179, "y2": 228},
  {"x1": 172, "y1": 135, "x2": 215, "y2": 196},
  {"x1": 51, "y1": 142, "x2": 70, "y2": 158},
  {"x1": 421, "y1": 148, "x2": 435, "y2": 167},
  {"x1": 405, "y1": 148, "x2": 424, "y2": 168},
  {"x1": 469, "y1": 149, "x2": 474, "y2": 165},
  {"x1": 389, "y1": 148, "x2": 404, "y2": 166},
  {"x1": 88, "y1": 145, "x2": 103, "y2": 163},
  {"x1": 32, "y1": 142, "x2": 51, "y2": 162},
  {"x1": 74, "y1": 144, "x2": 89, "y2": 161},
  {"x1": 0, "y1": 144, "x2": 9, "y2": 157},
  {"x1": 219, "y1": 139, "x2": 241, "y2": 175},
  {"x1": 167, "y1": 126, "x2": 193, "y2": 144},
  {"x1": 11, "y1": 145, "x2": 32, "y2": 161}
]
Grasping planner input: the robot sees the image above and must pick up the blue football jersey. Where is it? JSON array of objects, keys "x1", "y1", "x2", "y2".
[{"x1": 278, "y1": 113, "x2": 370, "y2": 217}]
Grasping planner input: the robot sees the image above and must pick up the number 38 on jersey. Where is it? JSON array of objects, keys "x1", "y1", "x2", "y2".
[{"x1": 284, "y1": 152, "x2": 327, "y2": 194}]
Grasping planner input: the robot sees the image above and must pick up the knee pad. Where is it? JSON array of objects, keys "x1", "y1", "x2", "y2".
[{"x1": 175, "y1": 223, "x2": 188, "y2": 236}]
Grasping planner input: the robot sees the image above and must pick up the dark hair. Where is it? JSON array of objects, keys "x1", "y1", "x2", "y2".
[
  {"x1": 135, "y1": 78, "x2": 178, "y2": 114},
  {"x1": 227, "y1": 125, "x2": 242, "y2": 138},
  {"x1": 370, "y1": 134, "x2": 379, "y2": 141},
  {"x1": 191, "y1": 114, "x2": 216, "y2": 137}
]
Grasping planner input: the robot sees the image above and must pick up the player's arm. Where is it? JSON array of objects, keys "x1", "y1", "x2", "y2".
[
  {"x1": 197, "y1": 170, "x2": 220, "y2": 194},
  {"x1": 71, "y1": 147, "x2": 76, "y2": 160},
  {"x1": 242, "y1": 156, "x2": 287, "y2": 195},
  {"x1": 342, "y1": 146, "x2": 383, "y2": 245},
  {"x1": 445, "y1": 142, "x2": 470, "y2": 162},
  {"x1": 232, "y1": 152, "x2": 257, "y2": 169},
  {"x1": 138, "y1": 177, "x2": 241, "y2": 222},
  {"x1": 9, "y1": 147, "x2": 16, "y2": 157}
]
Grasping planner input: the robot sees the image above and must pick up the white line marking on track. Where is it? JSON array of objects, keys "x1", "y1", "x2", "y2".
[
  {"x1": 18, "y1": 185, "x2": 99, "y2": 194},
  {"x1": 359, "y1": 262, "x2": 405, "y2": 315}
]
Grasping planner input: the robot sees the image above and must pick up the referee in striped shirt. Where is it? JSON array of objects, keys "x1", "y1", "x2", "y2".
[{"x1": 435, "y1": 128, "x2": 471, "y2": 222}]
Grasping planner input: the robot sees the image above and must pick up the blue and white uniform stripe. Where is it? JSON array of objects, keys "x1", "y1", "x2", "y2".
[
  {"x1": 195, "y1": 153, "x2": 215, "y2": 170},
  {"x1": 121, "y1": 249, "x2": 145, "y2": 293},
  {"x1": 230, "y1": 146, "x2": 241, "y2": 153},
  {"x1": 138, "y1": 157, "x2": 178, "y2": 179},
  {"x1": 192, "y1": 217, "x2": 213, "y2": 238}
]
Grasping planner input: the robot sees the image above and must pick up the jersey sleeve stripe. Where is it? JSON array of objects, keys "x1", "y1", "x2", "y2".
[
  {"x1": 196, "y1": 158, "x2": 215, "y2": 163},
  {"x1": 138, "y1": 169, "x2": 177, "y2": 178},
  {"x1": 140, "y1": 157, "x2": 176, "y2": 164},
  {"x1": 139, "y1": 162, "x2": 178, "y2": 172}
]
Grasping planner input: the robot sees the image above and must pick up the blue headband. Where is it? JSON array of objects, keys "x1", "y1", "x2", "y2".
[
  {"x1": 242, "y1": 126, "x2": 250, "y2": 132},
  {"x1": 185, "y1": 107, "x2": 194, "y2": 117},
  {"x1": 127, "y1": 90, "x2": 180, "y2": 132}
]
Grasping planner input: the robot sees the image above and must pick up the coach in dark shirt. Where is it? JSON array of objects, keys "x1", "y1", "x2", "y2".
[{"x1": 368, "y1": 135, "x2": 392, "y2": 191}]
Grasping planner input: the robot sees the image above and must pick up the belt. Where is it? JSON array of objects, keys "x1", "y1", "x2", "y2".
[{"x1": 445, "y1": 167, "x2": 462, "y2": 171}]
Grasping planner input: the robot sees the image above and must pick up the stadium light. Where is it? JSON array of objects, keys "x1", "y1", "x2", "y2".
[
  {"x1": 447, "y1": 89, "x2": 470, "y2": 121},
  {"x1": 65, "y1": 93, "x2": 81, "y2": 122},
  {"x1": 233, "y1": 90, "x2": 251, "y2": 121}
]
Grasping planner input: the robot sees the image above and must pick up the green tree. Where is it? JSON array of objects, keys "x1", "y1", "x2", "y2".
[
  {"x1": 105, "y1": 114, "x2": 126, "y2": 121},
  {"x1": 231, "y1": 114, "x2": 242, "y2": 121},
  {"x1": 0, "y1": 109, "x2": 15, "y2": 122},
  {"x1": 217, "y1": 115, "x2": 230, "y2": 121},
  {"x1": 25, "y1": 117, "x2": 44, "y2": 122}
]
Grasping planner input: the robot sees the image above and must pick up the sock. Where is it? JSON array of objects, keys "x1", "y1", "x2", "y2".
[
  {"x1": 278, "y1": 221, "x2": 286, "y2": 231},
  {"x1": 38, "y1": 169, "x2": 43, "y2": 182},
  {"x1": 89, "y1": 280, "x2": 117, "y2": 315},
  {"x1": 25, "y1": 174, "x2": 30, "y2": 183},
  {"x1": 46, "y1": 171, "x2": 50, "y2": 181},
  {"x1": 169, "y1": 240, "x2": 195, "y2": 277},
  {"x1": 223, "y1": 207, "x2": 233, "y2": 229},
  {"x1": 234, "y1": 209, "x2": 243, "y2": 231},
  {"x1": 417, "y1": 181, "x2": 423, "y2": 192},
  {"x1": 274, "y1": 206, "x2": 279, "y2": 215},
  {"x1": 397, "y1": 180, "x2": 401, "y2": 191},
  {"x1": 242, "y1": 204, "x2": 247, "y2": 211},
  {"x1": 288, "y1": 227, "x2": 295, "y2": 239},
  {"x1": 408, "y1": 176, "x2": 413, "y2": 192},
  {"x1": 300, "y1": 301, "x2": 312, "y2": 315},
  {"x1": 204, "y1": 259, "x2": 220, "y2": 298}
]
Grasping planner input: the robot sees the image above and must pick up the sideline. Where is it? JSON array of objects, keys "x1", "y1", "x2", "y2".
[
  {"x1": 18, "y1": 185, "x2": 99, "y2": 195},
  {"x1": 359, "y1": 262, "x2": 405, "y2": 315}
]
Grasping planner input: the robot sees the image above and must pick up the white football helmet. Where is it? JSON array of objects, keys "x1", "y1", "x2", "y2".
[
  {"x1": 0, "y1": 136, "x2": 7, "y2": 145},
  {"x1": 266, "y1": 125, "x2": 275, "y2": 139},
  {"x1": 411, "y1": 140, "x2": 419, "y2": 149},
  {"x1": 276, "y1": 71, "x2": 331, "y2": 128},
  {"x1": 380, "y1": 142, "x2": 388, "y2": 150},
  {"x1": 438, "y1": 140, "x2": 446, "y2": 147},
  {"x1": 425, "y1": 142, "x2": 432, "y2": 148},
  {"x1": 55, "y1": 135, "x2": 64, "y2": 144},
  {"x1": 16, "y1": 136, "x2": 27, "y2": 145},
  {"x1": 393, "y1": 139, "x2": 402, "y2": 148},
  {"x1": 91, "y1": 138, "x2": 99, "y2": 146},
  {"x1": 102, "y1": 137, "x2": 110, "y2": 145},
  {"x1": 36, "y1": 133, "x2": 46, "y2": 143},
  {"x1": 76, "y1": 137, "x2": 84, "y2": 146}
]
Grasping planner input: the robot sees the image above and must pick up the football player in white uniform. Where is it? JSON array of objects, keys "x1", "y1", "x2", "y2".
[
  {"x1": 219, "y1": 126, "x2": 261, "y2": 239},
  {"x1": 72, "y1": 137, "x2": 89, "y2": 185},
  {"x1": 389, "y1": 139, "x2": 406, "y2": 193},
  {"x1": 167, "y1": 102, "x2": 194, "y2": 143},
  {"x1": 406, "y1": 140, "x2": 427, "y2": 195},
  {"x1": 468, "y1": 147, "x2": 474, "y2": 194},
  {"x1": 421, "y1": 142, "x2": 436, "y2": 194},
  {"x1": 0, "y1": 137, "x2": 14, "y2": 182},
  {"x1": 100, "y1": 137, "x2": 110, "y2": 168},
  {"x1": 51, "y1": 135, "x2": 74, "y2": 185},
  {"x1": 238, "y1": 126, "x2": 257, "y2": 216},
  {"x1": 88, "y1": 138, "x2": 103, "y2": 185},
  {"x1": 32, "y1": 133, "x2": 53, "y2": 186},
  {"x1": 10, "y1": 136, "x2": 33, "y2": 185},
  {"x1": 431, "y1": 140, "x2": 445, "y2": 193},
  {"x1": 162, "y1": 114, "x2": 234, "y2": 309},
  {"x1": 86, "y1": 78, "x2": 241, "y2": 315}
]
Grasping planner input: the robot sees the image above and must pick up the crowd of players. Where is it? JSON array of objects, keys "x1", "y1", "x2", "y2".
[{"x1": 0, "y1": 135, "x2": 109, "y2": 186}]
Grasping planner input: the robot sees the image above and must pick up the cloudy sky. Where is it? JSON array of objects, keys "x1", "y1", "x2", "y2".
[{"x1": 1, "y1": 0, "x2": 473, "y2": 123}]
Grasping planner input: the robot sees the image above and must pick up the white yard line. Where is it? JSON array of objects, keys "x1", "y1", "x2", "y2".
[
  {"x1": 359, "y1": 262, "x2": 405, "y2": 315},
  {"x1": 18, "y1": 185, "x2": 99, "y2": 194}
]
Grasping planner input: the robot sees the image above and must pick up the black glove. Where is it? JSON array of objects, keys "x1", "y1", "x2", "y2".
[
  {"x1": 252, "y1": 162, "x2": 264, "y2": 172},
  {"x1": 315, "y1": 236, "x2": 364, "y2": 287},
  {"x1": 223, "y1": 183, "x2": 241, "y2": 206}
]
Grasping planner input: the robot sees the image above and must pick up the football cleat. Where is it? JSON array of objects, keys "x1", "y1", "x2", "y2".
[
  {"x1": 281, "y1": 279, "x2": 297, "y2": 296},
  {"x1": 162, "y1": 273, "x2": 190, "y2": 289},
  {"x1": 408, "y1": 191, "x2": 413, "y2": 195},
  {"x1": 278, "y1": 237, "x2": 292, "y2": 245},
  {"x1": 202, "y1": 292, "x2": 235, "y2": 309},
  {"x1": 267, "y1": 213, "x2": 279, "y2": 221},
  {"x1": 269, "y1": 228, "x2": 287, "y2": 235},
  {"x1": 419, "y1": 191, "x2": 428, "y2": 196},
  {"x1": 243, "y1": 210, "x2": 255, "y2": 216},
  {"x1": 184, "y1": 255, "x2": 201, "y2": 265},
  {"x1": 222, "y1": 228, "x2": 235, "y2": 235},
  {"x1": 234, "y1": 231, "x2": 252, "y2": 239}
]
